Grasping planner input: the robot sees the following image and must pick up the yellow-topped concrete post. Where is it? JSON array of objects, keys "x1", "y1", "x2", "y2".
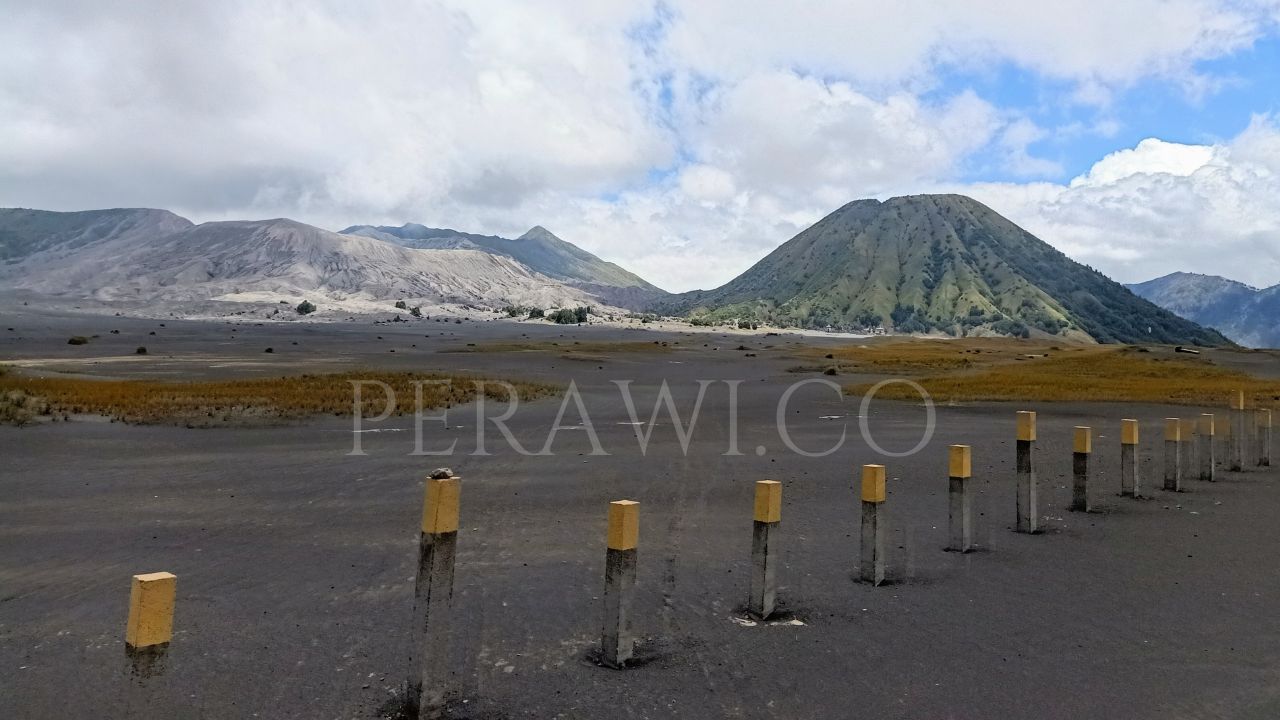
[
  {"x1": 1120, "y1": 419, "x2": 1140, "y2": 497},
  {"x1": 860, "y1": 465, "x2": 887, "y2": 585},
  {"x1": 421, "y1": 476, "x2": 460, "y2": 534},
  {"x1": 126, "y1": 572, "x2": 176, "y2": 651},
  {"x1": 1071, "y1": 427, "x2": 1092, "y2": 512},
  {"x1": 1257, "y1": 409, "x2": 1272, "y2": 468},
  {"x1": 409, "y1": 471, "x2": 460, "y2": 718},
  {"x1": 947, "y1": 445, "x2": 974, "y2": 552},
  {"x1": 1015, "y1": 411, "x2": 1039, "y2": 533},
  {"x1": 1230, "y1": 391, "x2": 1247, "y2": 471},
  {"x1": 602, "y1": 500, "x2": 639, "y2": 668},
  {"x1": 1198, "y1": 414, "x2": 1216, "y2": 482},
  {"x1": 748, "y1": 481, "x2": 782, "y2": 618},
  {"x1": 1164, "y1": 419, "x2": 1183, "y2": 492},
  {"x1": 607, "y1": 500, "x2": 640, "y2": 550}
]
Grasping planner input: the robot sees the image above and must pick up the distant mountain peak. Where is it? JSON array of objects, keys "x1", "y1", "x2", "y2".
[
  {"x1": 517, "y1": 225, "x2": 560, "y2": 242},
  {"x1": 1128, "y1": 271, "x2": 1277, "y2": 346},
  {"x1": 1140, "y1": 271, "x2": 1258, "y2": 292}
]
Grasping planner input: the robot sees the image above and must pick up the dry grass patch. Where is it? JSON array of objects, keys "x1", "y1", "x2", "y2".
[
  {"x1": 795, "y1": 337, "x2": 1091, "y2": 375},
  {"x1": 846, "y1": 347, "x2": 1280, "y2": 406},
  {"x1": 0, "y1": 368, "x2": 558, "y2": 426}
]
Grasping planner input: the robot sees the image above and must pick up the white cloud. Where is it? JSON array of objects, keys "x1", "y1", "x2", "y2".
[
  {"x1": 998, "y1": 119, "x2": 1064, "y2": 178},
  {"x1": 661, "y1": 0, "x2": 1266, "y2": 95},
  {"x1": 0, "y1": 1, "x2": 671, "y2": 219},
  {"x1": 963, "y1": 116, "x2": 1280, "y2": 288},
  {"x1": 1070, "y1": 138, "x2": 1216, "y2": 186}
]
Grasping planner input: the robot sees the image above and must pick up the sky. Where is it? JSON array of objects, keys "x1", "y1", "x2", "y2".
[{"x1": 3, "y1": 1, "x2": 1280, "y2": 293}]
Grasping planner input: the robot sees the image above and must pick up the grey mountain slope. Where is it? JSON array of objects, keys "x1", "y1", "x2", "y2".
[
  {"x1": 0, "y1": 209, "x2": 601, "y2": 310},
  {"x1": 341, "y1": 222, "x2": 666, "y2": 308},
  {"x1": 1127, "y1": 272, "x2": 1280, "y2": 347},
  {"x1": 0, "y1": 207, "x2": 194, "y2": 264},
  {"x1": 655, "y1": 194, "x2": 1230, "y2": 346}
]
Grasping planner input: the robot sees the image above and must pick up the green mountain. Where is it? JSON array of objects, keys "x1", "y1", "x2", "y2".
[
  {"x1": 340, "y1": 222, "x2": 667, "y2": 309},
  {"x1": 655, "y1": 194, "x2": 1230, "y2": 345}
]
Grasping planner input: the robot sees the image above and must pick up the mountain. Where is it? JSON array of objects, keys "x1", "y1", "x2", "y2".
[
  {"x1": 340, "y1": 222, "x2": 666, "y2": 309},
  {"x1": 0, "y1": 208, "x2": 194, "y2": 263},
  {"x1": 1128, "y1": 272, "x2": 1280, "y2": 347},
  {"x1": 655, "y1": 194, "x2": 1230, "y2": 346},
  {"x1": 0, "y1": 209, "x2": 600, "y2": 311}
]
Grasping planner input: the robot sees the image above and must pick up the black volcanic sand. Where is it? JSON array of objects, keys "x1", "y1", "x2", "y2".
[{"x1": 4, "y1": 305, "x2": 1280, "y2": 718}]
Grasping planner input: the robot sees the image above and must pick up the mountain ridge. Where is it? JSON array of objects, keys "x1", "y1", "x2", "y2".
[
  {"x1": 1128, "y1": 271, "x2": 1280, "y2": 347},
  {"x1": 0, "y1": 208, "x2": 601, "y2": 312},
  {"x1": 340, "y1": 221, "x2": 667, "y2": 309}
]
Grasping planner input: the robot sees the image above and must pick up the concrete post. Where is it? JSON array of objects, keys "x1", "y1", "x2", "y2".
[
  {"x1": 408, "y1": 473, "x2": 460, "y2": 718},
  {"x1": 947, "y1": 445, "x2": 973, "y2": 552},
  {"x1": 1219, "y1": 414, "x2": 1232, "y2": 470},
  {"x1": 1164, "y1": 419, "x2": 1182, "y2": 492},
  {"x1": 1015, "y1": 411, "x2": 1038, "y2": 533},
  {"x1": 1197, "y1": 414, "x2": 1216, "y2": 482},
  {"x1": 1258, "y1": 409, "x2": 1272, "y2": 467},
  {"x1": 1230, "y1": 391, "x2": 1246, "y2": 472},
  {"x1": 601, "y1": 500, "x2": 639, "y2": 668},
  {"x1": 748, "y1": 480, "x2": 781, "y2": 619},
  {"x1": 1180, "y1": 418, "x2": 1197, "y2": 483},
  {"x1": 860, "y1": 464, "x2": 887, "y2": 586},
  {"x1": 1120, "y1": 419, "x2": 1140, "y2": 497},
  {"x1": 1071, "y1": 427, "x2": 1092, "y2": 512}
]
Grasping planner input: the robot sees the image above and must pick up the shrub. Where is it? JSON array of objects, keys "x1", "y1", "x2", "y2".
[
  {"x1": 296, "y1": 301, "x2": 316, "y2": 315},
  {"x1": 410, "y1": 306, "x2": 422, "y2": 318},
  {"x1": 527, "y1": 308, "x2": 545, "y2": 319},
  {"x1": 135, "y1": 347, "x2": 147, "y2": 355},
  {"x1": 394, "y1": 300, "x2": 408, "y2": 310},
  {"x1": 548, "y1": 308, "x2": 579, "y2": 324},
  {"x1": 67, "y1": 336, "x2": 89, "y2": 345}
]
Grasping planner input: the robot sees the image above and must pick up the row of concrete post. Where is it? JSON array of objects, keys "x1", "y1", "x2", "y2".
[{"x1": 118, "y1": 397, "x2": 1274, "y2": 719}]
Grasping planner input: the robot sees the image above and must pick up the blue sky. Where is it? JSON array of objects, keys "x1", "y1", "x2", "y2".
[{"x1": 933, "y1": 34, "x2": 1280, "y2": 184}]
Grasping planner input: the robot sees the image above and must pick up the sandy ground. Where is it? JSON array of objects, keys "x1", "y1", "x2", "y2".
[{"x1": 3, "y1": 304, "x2": 1280, "y2": 718}]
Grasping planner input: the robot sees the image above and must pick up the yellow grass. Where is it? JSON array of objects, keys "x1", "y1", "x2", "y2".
[
  {"x1": 799, "y1": 337, "x2": 1091, "y2": 374},
  {"x1": 0, "y1": 369, "x2": 558, "y2": 425},
  {"x1": 846, "y1": 347, "x2": 1280, "y2": 406}
]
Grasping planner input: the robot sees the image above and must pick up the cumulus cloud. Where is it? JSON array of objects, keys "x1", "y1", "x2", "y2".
[
  {"x1": 963, "y1": 116, "x2": 1280, "y2": 287},
  {"x1": 1, "y1": 1, "x2": 1279, "y2": 291},
  {"x1": 662, "y1": 0, "x2": 1264, "y2": 94}
]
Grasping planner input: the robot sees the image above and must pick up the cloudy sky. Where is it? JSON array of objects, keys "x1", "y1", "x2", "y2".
[{"x1": 3, "y1": 1, "x2": 1280, "y2": 292}]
